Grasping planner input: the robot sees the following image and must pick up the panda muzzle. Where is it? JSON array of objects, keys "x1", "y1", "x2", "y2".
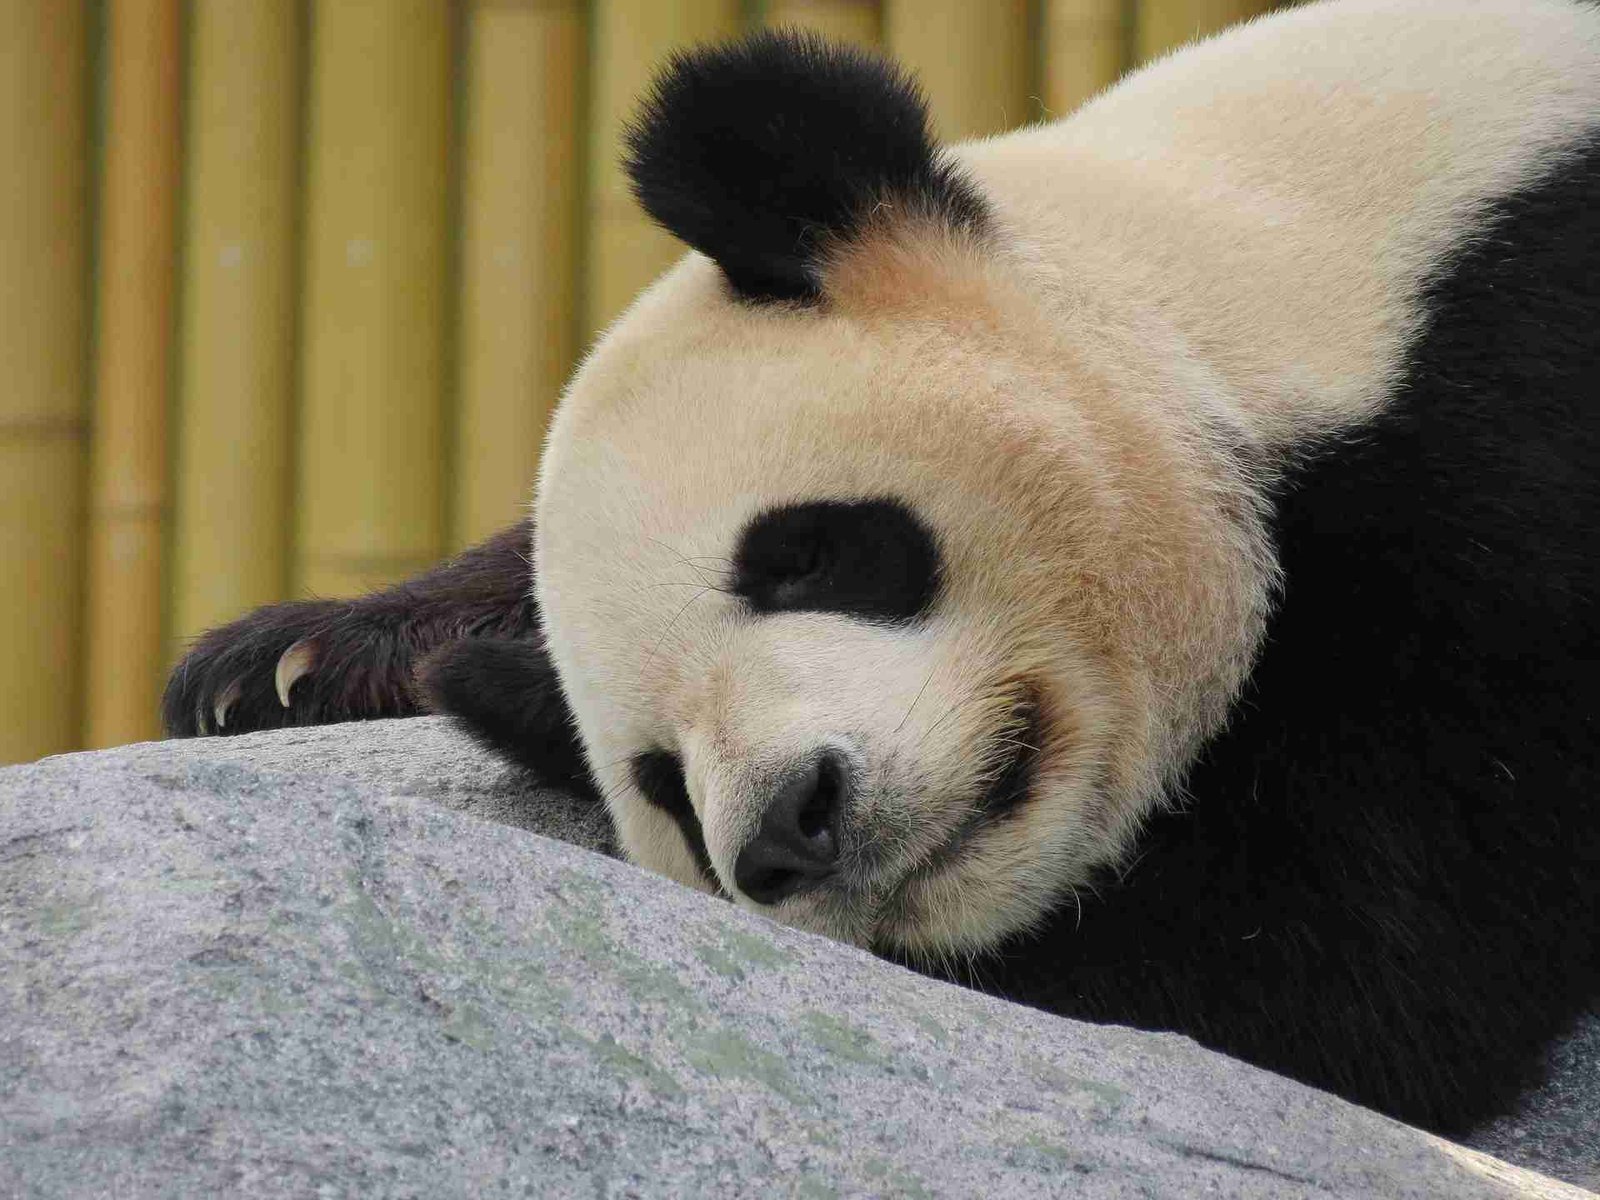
[{"x1": 731, "y1": 751, "x2": 851, "y2": 905}]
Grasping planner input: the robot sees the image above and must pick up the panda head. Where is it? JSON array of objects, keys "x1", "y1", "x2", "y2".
[{"x1": 533, "y1": 32, "x2": 1271, "y2": 959}]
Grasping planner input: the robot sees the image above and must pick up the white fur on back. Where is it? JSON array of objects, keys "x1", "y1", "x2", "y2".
[{"x1": 959, "y1": 0, "x2": 1600, "y2": 444}]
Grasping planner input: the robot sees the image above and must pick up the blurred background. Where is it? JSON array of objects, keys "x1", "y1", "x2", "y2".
[{"x1": 1, "y1": 0, "x2": 1284, "y2": 765}]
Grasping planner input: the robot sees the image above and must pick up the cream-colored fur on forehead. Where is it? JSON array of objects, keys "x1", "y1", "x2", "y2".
[{"x1": 544, "y1": 257, "x2": 1262, "y2": 734}]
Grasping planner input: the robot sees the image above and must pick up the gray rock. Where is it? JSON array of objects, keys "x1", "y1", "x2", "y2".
[
  {"x1": 1472, "y1": 1014, "x2": 1600, "y2": 1190},
  {"x1": 1, "y1": 719, "x2": 1593, "y2": 1199},
  {"x1": 105, "y1": 716, "x2": 617, "y2": 855}
]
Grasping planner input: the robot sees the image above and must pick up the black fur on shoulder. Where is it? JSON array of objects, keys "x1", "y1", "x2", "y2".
[
  {"x1": 623, "y1": 29, "x2": 990, "y2": 303},
  {"x1": 934, "y1": 141, "x2": 1600, "y2": 1135},
  {"x1": 418, "y1": 638, "x2": 600, "y2": 804}
]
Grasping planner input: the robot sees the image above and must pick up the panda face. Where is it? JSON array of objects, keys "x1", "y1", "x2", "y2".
[
  {"x1": 529, "y1": 33, "x2": 1275, "y2": 959},
  {"x1": 535, "y1": 249, "x2": 1272, "y2": 958}
]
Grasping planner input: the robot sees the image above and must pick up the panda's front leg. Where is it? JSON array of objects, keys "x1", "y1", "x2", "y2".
[{"x1": 162, "y1": 521, "x2": 539, "y2": 737}]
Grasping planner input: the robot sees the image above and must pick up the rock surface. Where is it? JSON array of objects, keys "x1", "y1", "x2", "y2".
[{"x1": 1, "y1": 719, "x2": 1593, "y2": 1199}]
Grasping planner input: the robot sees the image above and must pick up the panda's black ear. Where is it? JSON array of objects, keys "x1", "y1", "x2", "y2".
[{"x1": 623, "y1": 30, "x2": 991, "y2": 304}]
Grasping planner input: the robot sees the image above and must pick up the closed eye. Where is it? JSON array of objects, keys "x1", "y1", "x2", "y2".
[
  {"x1": 730, "y1": 497, "x2": 941, "y2": 622},
  {"x1": 630, "y1": 750, "x2": 716, "y2": 884}
]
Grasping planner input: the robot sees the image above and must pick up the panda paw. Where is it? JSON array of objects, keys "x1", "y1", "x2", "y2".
[{"x1": 162, "y1": 599, "x2": 423, "y2": 738}]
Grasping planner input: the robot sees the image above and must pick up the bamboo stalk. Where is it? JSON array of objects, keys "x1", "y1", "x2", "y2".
[
  {"x1": 0, "y1": 3, "x2": 90, "y2": 763},
  {"x1": 1042, "y1": 0, "x2": 1126, "y2": 119},
  {"x1": 296, "y1": 0, "x2": 453, "y2": 599},
  {"x1": 584, "y1": 0, "x2": 743, "y2": 340},
  {"x1": 171, "y1": 0, "x2": 303, "y2": 657},
  {"x1": 884, "y1": 0, "x2": 1034, "y2": 141},
  {"x1": 453, "y1": 0, "x2": 585, "y2": 550},
  {"x1": 1135, "y1": 0, "x2": 1271, "y2": 65},
  {"x1": 83, "y1": 0, "x2": 182, "y2": 749},
  {"x1": 763, "y1": 0, "x2": 880, "y2": 47}
]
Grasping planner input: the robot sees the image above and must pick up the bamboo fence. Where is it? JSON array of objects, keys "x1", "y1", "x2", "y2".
[
  {"x1": 171, "y1": 0, "x2": 303, "y2": 672},
  {"x1": 0, "y1": 3, "x2": 90, "y2": 763},
  {"x1": 454, "y1": 0, "x2": 586, "y2": 550},
  {"x1": 2, "y1": 0, "x2": 1279, "y2": 764},
  {"x1": 765, "y1": 0, "x2": 881, "y2": 47},
  {"x1": 82, "y1": 0, "x2": 182, "y2": 749},
  {"x1": 295, "y1": 1, "x2": 454, "y2": 601}
]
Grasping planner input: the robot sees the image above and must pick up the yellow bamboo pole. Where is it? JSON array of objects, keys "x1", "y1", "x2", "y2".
[
  {"x1": 453, "y1": 0, "x2": 585, "y2": 550},
  {"x1": 584, "y1": 0, "x2": 743, "y2": 339},
  {"x1": 1042, "y1": 0, "x2": 1126, "y2": 118},
  {"x1": 296, "y1": 1, "x2": 453, "y2": 598},
  {"x1": 883, "y1": 0, "x2": 1034, "y2": 141},
  {"x1": 763, "y1": 0, "x2": 880, "y2": 47},
  {"x1": 0, "y1": 3, "x2": 90, "y2": 764},
  {"x1": 1135, "y1": 0, "x2": 1271, "y2": 65},
  {"x1": 83, "y1": 0, "x2": 182, "y2": 749},
  {"x1": 171, "y1": 0, "x2": 303, "y2": 655}
]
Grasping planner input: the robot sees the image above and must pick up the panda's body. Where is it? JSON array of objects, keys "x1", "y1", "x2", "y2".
[{"x1": 165, "y1": 0, "x2": 1600, "y2": 1134}]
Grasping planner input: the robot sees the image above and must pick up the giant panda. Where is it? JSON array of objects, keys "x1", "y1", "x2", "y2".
[{"x1": 164, "y1": 0, "x2": 1600, "y2": 1136}]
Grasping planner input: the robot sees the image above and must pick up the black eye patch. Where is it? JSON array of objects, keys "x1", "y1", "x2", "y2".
[
  {"x1": 630, "y1": 750, "x2": 715, "y2": 883},
  {"x1": 730, "y1": 498, "x2": 941, "y2": 622}
]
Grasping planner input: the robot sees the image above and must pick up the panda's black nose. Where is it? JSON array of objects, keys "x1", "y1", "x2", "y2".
[{"x1": 733, "y1": 753, "x2": 847, "y2": 905}]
